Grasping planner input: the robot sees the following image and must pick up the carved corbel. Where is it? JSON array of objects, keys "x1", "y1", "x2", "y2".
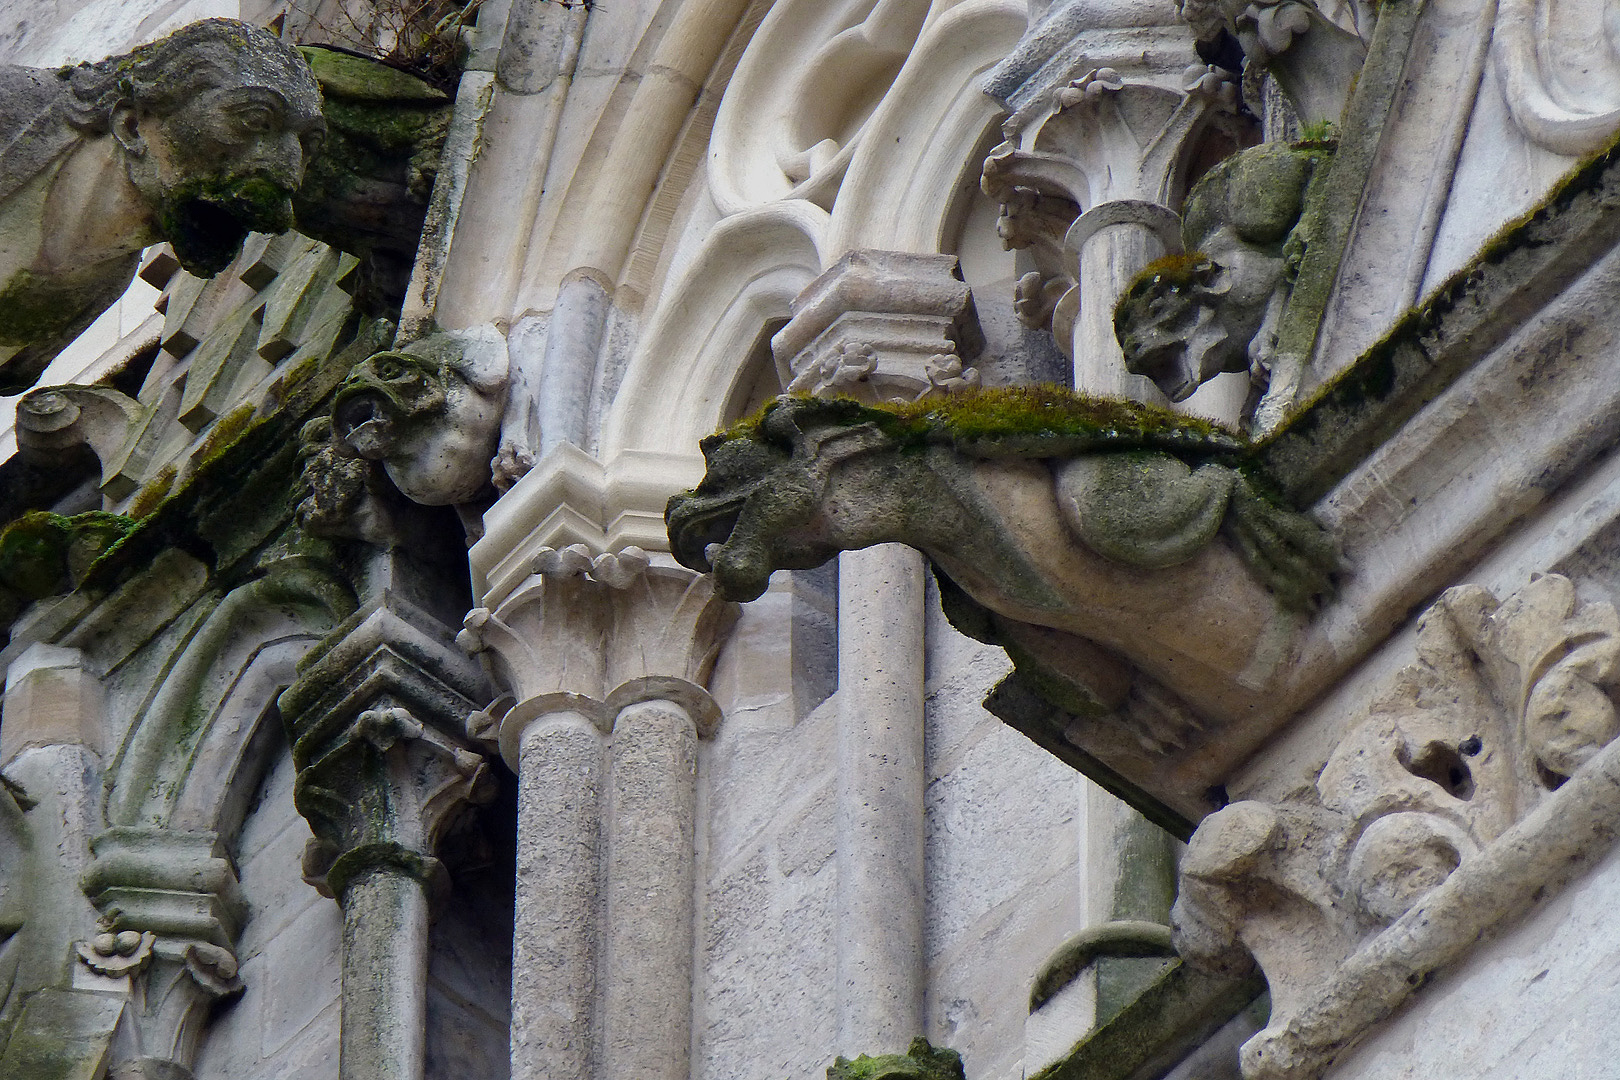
[
  {"x1": 1171, "y1": 574, "x2": 1620, "y2": 1079},
  {"x1": 76, "y1": 828, "x2": 248, "y2": 1080},
  {"x1": 15, "y1": 385, "x2": 144, "y2": 498},
  {"x1": 769, "y1": 250, "x2": 983, "y2": 404}
]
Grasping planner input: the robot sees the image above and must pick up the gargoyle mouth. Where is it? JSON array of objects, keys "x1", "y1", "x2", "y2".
[
  {"x1": 331, "y1": 390, "x2": 397, "y2": 458},
  {"x1": 666, "y1": 494, "x2": 748, "y2": 574},
  {"x1": 161, "y1": 177, "x2": 296, "y2": 278}
]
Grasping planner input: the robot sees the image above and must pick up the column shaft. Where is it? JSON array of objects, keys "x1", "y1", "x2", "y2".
[
  {"x1": 340, "y1": 869, "x2": 431, "y2": 1080},
  {"x1": 1074, "y1": 225, "x2": 1164, "y2": 397},
  {"x1": 511, "y1": 711, "x2": 603, "y2": 1080},
  {"x1": 602, "y1": 698, "x2": 699, "y2": 1080},
  {"x1": 835, "y1": 544, "x2": 927, "y2": 1052}
]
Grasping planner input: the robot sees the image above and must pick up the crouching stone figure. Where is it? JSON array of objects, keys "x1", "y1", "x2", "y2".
[{"x1": 0, "y1": 18, "x2": 324, "y2": 391}]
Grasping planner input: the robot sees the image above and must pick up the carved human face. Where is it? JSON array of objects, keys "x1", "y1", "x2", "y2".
[
  {"x1": 120, "y1": 80, "x2": 325, "y2": 275},
  {"x1": 329, "y1": 333, "x2": 506, "y2": 506}
]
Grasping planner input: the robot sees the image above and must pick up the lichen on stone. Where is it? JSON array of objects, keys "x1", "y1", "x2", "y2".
[{"x1": 824, "y1": 1038, "x2": 966, "y2": 1080}]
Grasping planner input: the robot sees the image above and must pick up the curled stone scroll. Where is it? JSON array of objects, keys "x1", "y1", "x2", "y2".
[{"x1": 1495, "y1": 0, "x2": 1620, "y2": 156}]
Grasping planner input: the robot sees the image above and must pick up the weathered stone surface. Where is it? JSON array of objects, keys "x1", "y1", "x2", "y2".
[
  {"x1": 322, "y1": 325, "x2": 511, "y2": 508},
  {"x1": 0, "y1": 19, "x2": 322, "y2": 392},
  {"x1": 1116, "y1": 141, "x2": 1331, "y2": 423},
  {"x1": 668, "y1": 390, "x2": 1334, "y2": 821},
  {"x1": 1173, "y1": 574, "x2": 1620, "y2": 1079}
]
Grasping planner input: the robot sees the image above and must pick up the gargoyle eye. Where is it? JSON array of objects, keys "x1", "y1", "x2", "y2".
[{"x1": 374, "y1": 357, "x2": 408, "y2": 380}]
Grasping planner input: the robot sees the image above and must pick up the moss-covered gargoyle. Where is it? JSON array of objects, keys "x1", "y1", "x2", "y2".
[
  {"x1": 0, "y1": 19, "x2": 324, "y2": 392},
  {"x1": 667, "y1": 388, "x2": 1341, "y2": 824}
]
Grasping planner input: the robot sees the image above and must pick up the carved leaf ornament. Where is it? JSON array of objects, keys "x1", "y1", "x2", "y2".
[{"x1": 1173, "y1": 574, "x2": 1620, "y2": 1078}]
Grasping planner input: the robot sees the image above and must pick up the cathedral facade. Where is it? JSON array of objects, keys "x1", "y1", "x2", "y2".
[{"x1": 0, "y1": 1, "x2": 1618, "y2": 1079}]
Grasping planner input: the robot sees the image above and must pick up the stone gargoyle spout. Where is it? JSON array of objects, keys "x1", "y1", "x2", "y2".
[
  {"x1": 0, "y1": 19, "x2": 325, "y2": 392},
  {"x1": 668, "y1": 388, "x2": 1341, "y2": 823}
]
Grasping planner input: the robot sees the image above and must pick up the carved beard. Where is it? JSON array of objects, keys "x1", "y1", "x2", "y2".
[{"x1": 156, "y1": 174, "x2": 296, "y2": 277}]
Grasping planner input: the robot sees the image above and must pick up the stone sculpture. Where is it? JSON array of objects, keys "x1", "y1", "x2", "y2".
[
  {"x1": 1114, "y1": 141, "x2": 1329, "y2": 411},
  {"x1": 1172, "y1": 574, "x2": 1620, "y2": 1079},
  {"x1": 668, "y1": 391, "x2": 1333, "y2": 608},
  {"x1": 667, "y1": 389, "x2": 1339, "y2": 823},
  {"x1": 323, "y1": 325, "x2": 511, "y2": 507},
  {"x1": 0, "y1": 19, "x2": 324, "y2": 392}
]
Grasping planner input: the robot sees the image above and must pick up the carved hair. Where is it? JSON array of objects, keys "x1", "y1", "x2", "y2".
[{"x1": 60, "y1": 18, "x2": 318, "y2": 134}]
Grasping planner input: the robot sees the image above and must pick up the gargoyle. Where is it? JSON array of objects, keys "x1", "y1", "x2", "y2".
[
  {"x1": 668, "y1": 390, "x2": 1340, "y2": 818},
  {"x1": 0, "y1": 19, "x2": 324, "y2": 392},
  {"x1": 326, "y1": 325, "x2": 511, "y2": 507},
  {"x1": 1114, "y1": 141, "x2": 1329, "y2": 413}
]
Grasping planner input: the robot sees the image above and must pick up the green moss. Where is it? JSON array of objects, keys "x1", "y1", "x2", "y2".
[
  {"x1": 0, "y1": 269, "x2": 97, "y2": 345},
  {"x1": 298, "y1": 46, "x2": 450, "y2": 103},
  {"x1": 1258, "y1": 123, "x2": 1620, "y2": 503},
  {"x1": 1299, "y1": 118, "x2": 1337, "y2": 142},
  {"x1": 1132, "y1": 252, "x2": 1215, "y2": 288},
  {"x1": 194, "y1": 403, "x2": 257, "y2": 468},
  {"x1": 824, "y1": 1038, "x2": 965, "y2": 1080},
  {"x1": 125, "y1": 465, "x2": 177, "y2": 520},
  {"x1": 0, "y1": 510, "x2": 139, "y2": 600},
  {"x1": 720, "y1": 386, "x2": 1247, "y2": 463}
]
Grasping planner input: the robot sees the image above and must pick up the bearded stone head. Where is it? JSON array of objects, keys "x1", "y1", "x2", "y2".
[{"x1": 64, "y1": 18, "x2": 326, "y2": 275}]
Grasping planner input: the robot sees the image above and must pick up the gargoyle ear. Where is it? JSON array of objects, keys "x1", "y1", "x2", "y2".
[
  {"x1": 110, "y1": 101, "x2": 146, "y2": 156},
  {"x1": 759, "y1": 397, "x2": 806, "y2": 447}
]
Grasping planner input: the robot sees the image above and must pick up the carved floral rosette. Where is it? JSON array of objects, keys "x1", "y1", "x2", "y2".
[{"x1": 1172, "y1": 574, "x2": 1620, "y2": 1079}]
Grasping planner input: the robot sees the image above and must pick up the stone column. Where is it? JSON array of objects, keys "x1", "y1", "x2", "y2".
[
  {"x1": 600, "y1": 681, "x2": 715, "y2": 1080},
  {"x1": 339, "y1": 861, "x2": 431, "y2": 1080},
  {"x1": 463, "y1": 561, "x2": 612, "y2": 1080},
  {"x1": 501, "y1": 696, "x2": 608, "y2": 1080},
  {"x1": 279, "y1": 596, "x2": 494, "y2": 1080},
  {"x1": 461, "y1": 550, "x2": 736, "y2": 1080},
  {"x1": 771, "y1": 250, "x2": 980, "y2": 1052},
  {"x1": 835, "y1": 544, "x2": 928, "y2": 1049}
]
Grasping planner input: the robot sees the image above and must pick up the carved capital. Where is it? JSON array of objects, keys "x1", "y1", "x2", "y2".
[
  {"x1": 76, "y1": 828, "x2": 247, "y2": 1077},
  {"x1": 278, "y1": 601, "x2": 494, "y2": 899},
  {"x1": 461, "y1": 544, "x2": 737, "y2": 708}
]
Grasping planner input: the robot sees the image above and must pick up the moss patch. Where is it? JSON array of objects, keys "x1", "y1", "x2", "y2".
[
  {"x1": 825, "y1": 1038, "x2": 965, "y2": 1080},
  {"x1": 720, "y1": 386, "x2": 1248, "y2": 463},
  {"x1": 0, "y1": 510, "x2": 138, "y2": 601}
]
